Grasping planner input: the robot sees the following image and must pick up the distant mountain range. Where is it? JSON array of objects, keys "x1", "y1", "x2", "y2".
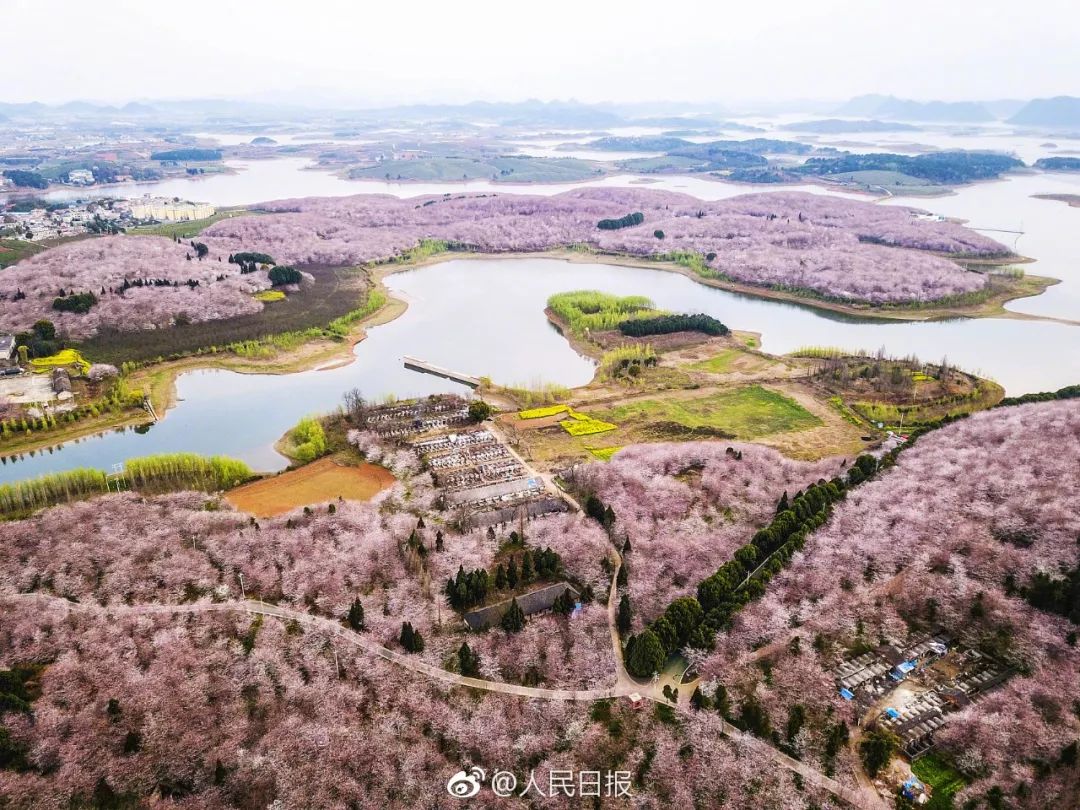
[
  {"x1": 1008, "y1": 96, "x2": 1080, "y2": 128},
  {"x1": 834, "y1": 94, "x2": 995, "y2": 123},
  {"x1": 0, "y1": 98, "x2": 629, "y2": 127},
  {"x1": 3, "y1": 95, "x2": 1079, "y2": 130},
  {"x1": 785, "y1": 119, "x2": 921, "y2": 134}
]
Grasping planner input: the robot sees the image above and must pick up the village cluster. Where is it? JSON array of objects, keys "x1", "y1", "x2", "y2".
[{"x1": 1, "y1": 196, "x2": 215, "y2": 242}]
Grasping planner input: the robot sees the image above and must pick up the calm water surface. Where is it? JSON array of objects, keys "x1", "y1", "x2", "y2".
[
  {"x1": 3, "y1": 257, "x2": 1079, "y2": 484},
  {"x1": 4, "y1": 127, "x2": 1080, "y2": 484}
]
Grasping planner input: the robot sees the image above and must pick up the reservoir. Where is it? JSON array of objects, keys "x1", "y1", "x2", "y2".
[{"x1": 2, "y1": 256, "x2": 1079, "y2": 484}]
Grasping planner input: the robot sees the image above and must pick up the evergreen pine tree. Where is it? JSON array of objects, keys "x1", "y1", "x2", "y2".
[
  {"x1": 553, "y1": 587, "x2": 575, "y2": 615},
  {"x1": 458, "y1": 643, "x2": 480, "y2": 677},
  {"x1": 690, "y1": 686, "x2": 708, "y2": 711},
  {"x1": 617, "y1": 593, "x2": 633, "y2": 636},
  {"x1": 625, "y1": 629, "x2": 666, "y2": 679},
  {"x1": 346, "y1": 597, "x2": 365, "y2": 632},
  {"x1": 501, "y1": 597, "x2": 525, "y2": 633},
  {"x1": 507, "y1": 557, "x2": 519, "y2": 588},
  {"x1": 400, "y1": 621, "x2": 423, "y2": 652}
]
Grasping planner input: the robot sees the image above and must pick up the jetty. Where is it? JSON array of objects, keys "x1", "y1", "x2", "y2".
[{"x1": 403, "y1": 356, "x2": 482, "y2": 388}]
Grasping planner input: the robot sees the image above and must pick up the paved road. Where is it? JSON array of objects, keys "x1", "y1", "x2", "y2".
[{"x1": 6, "y1": 591, "x2": 876, "y2": 809}]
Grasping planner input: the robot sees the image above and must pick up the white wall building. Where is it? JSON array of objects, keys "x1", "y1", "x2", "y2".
[
  {"x1": 67, "y1": 169, "x2": 95, "y2": 185},
  {"x1": 128, "y1": 197, "x2": 215, "y2": 222}
]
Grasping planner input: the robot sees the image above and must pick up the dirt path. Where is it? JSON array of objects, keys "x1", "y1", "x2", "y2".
[
  {"x1": 7, "y1": 590, "x2": 877, "y2": 808},
  {"x1": 7, "y1": 592, "x2": 621, "y2": 702}
]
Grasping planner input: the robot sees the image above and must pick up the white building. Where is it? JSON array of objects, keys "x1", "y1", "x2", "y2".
[
  {"x1": 67, "y1": 169, "x2": 95, "y2": 185},
  {"x1": 0, "y1": 335, "x2": 16, "y2": 367},
  {"x1": 128, "y1": 197, "x2": 215, "y2": 222}
]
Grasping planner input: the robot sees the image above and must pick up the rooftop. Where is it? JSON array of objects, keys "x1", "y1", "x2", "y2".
[{"x1": 463, "y1": 582, "x2": 579, "y2": 631}]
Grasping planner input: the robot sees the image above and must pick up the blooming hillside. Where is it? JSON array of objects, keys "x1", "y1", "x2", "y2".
[
  {"x1": 0, "y1": 236, "x2": 269, "y2": 338},
  {"x1": 0, "y1": 189, "x2": 1007, "y2": 338},
  {"x1": 574, "y1": 441, "x2": 844, "y2": 622},
  {"x1": 0, "y1": 596, "x2": 827, "y2": 808},
  {"x1": 704, "y1": 400, "x2": 1080, "y2": 804},
  {"x1": 204, "y1": 187, "x2": 1004, "y2": 303}
]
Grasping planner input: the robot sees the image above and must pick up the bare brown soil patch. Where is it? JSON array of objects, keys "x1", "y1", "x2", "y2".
[{"x1": 226, "y1": 457, "x2": 395, "y2": 517}]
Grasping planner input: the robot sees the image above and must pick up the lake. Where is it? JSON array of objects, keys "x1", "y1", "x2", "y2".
[
  {"x1": 2, "y1": 256, "x2": 1079, "y2": 484},
  {"x1": 5, "y1": 123, "x2": 1080, "y2": 485},
  {"x1": 32, "y1": 155, "x2": 870, "y2": 207},
  {"x1": 29, "y1": 146, "x2": 1080, "y2": 323}
]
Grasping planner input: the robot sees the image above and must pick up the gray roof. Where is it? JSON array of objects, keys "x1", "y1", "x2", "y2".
[
  {"x1": 467, "y1": 497, "x2": 568, "y2": 529},
  {"x1": 463, "y1": 582, "x2": 580, "y2": 631}
]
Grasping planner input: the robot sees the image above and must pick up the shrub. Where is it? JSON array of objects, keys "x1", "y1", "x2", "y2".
[
  {"x1": 230, "y1": 252, "x2": 275, "y2": 265},
  {"x1": 548, "y1": 290, "x2": 658, "y2": 335},
  {"x1": 599, "y1": 345, "x2": 657, "y2": 378},
  {"x1": 52, "y1": 292, "x2": 98, "y2": 314},
  {"x1": 618, "y1": 313, "x2": 729, "y2": 337},
  {"x1": 268, "y1": 266, "x2": 303, "y2": 286},
  {"x1": 289, "y1": 417, "x2": 327, "y2": 462},
  {"x1": 597, "y1": 212, "x2": 645, "y2": 230},
  {"x1": 467, "y1": 400, "x2": 493, "y2": 422}
]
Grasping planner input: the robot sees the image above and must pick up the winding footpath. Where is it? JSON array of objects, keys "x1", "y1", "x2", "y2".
[
  {"x1": 5, "y1": 590, "x2": 877, "y2": 809},
  {"x1": 6, "y1": 592, "x2": 621, "y2": 702}
]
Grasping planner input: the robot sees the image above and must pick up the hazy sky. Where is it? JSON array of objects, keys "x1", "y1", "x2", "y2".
[{"x1": 7, "y1": 0, "x2": 1077, "y2": 106}]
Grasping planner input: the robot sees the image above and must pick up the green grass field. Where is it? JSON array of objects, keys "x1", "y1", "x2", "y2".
[
  {"x1": 0, "y1": 238, "x2": 44, "y2": 268},
  {"x1": 596, "y1": 385, "x2": 822, "y2": 438},
  {"x1": 825, "y1": 170, "x2": 944, "y2": 195},
  {"x1": 688, "y1": 348, "x2": 758, "y2": 374},
  {"x1": 912, "y1": 753, "x2": 968, "y2": 809},
  {"x1": 616, "y1": 155, "x2": 703, "y2": 173},
  {"x1": 127, "y1": 209, "x2": 250, "y2": 240}
]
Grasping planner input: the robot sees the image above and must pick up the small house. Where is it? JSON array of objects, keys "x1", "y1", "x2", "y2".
[
  {"x1": 889, "y1": 660, "x2": 918, "y2": 682},
  {"x1": 0, "y1": 335, "x2": 15, "y2": 367},
  {"x1": 462, "y1": 583, "x2": 580, "y2": 631}
]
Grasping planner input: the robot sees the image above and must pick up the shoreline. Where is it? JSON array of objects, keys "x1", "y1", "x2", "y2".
[
  {"x1": 2, "y1": 245, "x2": 1070, "y2": 463},
  {"x1": 1032, "y1": 193, "x2": 1080, "y2": 209},
  {"x1": 320, "y1": 164, "x2": 1046, "y2": 205},
  {"x1": 375, "y1": 247, "x2": 1066, "y2": 325}
]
